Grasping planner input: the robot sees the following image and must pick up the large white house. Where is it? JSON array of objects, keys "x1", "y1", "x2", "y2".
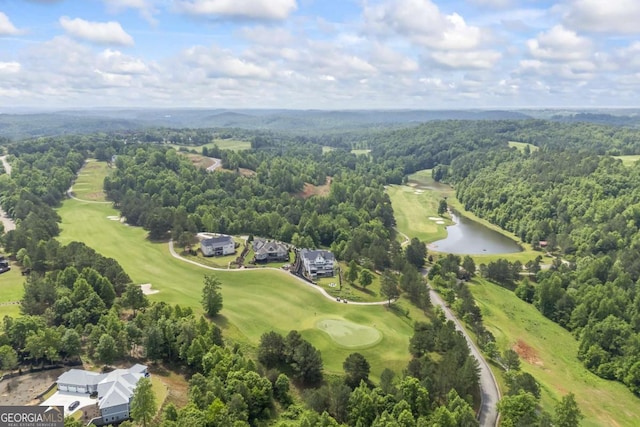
[
  {"x1": 56, "y1": 364, "x2": 149, "y2": 425},
  {"x1": 300, "y1": 249, "x2": 335, "y2": 279},
  {"x1": 201, "y1": 235, "x2": 235, "y2": 257}
]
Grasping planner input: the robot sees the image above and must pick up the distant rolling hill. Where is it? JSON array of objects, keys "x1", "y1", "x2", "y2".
[{"x1": 0, "y1": 109, "x2": 535, "y2": 140}]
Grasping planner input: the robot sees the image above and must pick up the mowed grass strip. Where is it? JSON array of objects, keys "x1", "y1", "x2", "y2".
[
  {"x1": 469, "y1": 278, "x2": 639, "y2": 427},
  {"x1": 387, "y1": 185, "x2": 452, "y2": 242},
  {"x1": 57, "y1": 197, "x2": 417, "y2": 380},
  {"x1": 508, "y1": 141, "x2": 539, "y2": 153},
  {"x1": 613, "y1": 154, "x2": 640, "y2": 167},
  {"x1": 0, "y1": 262, "x2": 26, "y2": 319},
  {"x1": 71, "y1": 160, "x2": 112, "y2": 202}
]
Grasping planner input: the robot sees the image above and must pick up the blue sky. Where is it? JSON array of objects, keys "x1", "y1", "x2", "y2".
[{"x1": 0, "y1": 0, "x2": 639, "y2": 109}]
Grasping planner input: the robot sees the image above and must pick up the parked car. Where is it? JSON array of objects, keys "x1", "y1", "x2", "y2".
[{"x1": 69, "y1": 401, "x2": 80, "y2": 411}]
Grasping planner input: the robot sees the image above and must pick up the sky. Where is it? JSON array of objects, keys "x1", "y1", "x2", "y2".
[{"x1": 0, "y1": 0, "x2": 639, "y2": 110}]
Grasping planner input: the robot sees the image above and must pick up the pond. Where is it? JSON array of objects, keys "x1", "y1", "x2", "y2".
[{"x1": 429, "y1": 211, "x2": 522, "y2": 255}]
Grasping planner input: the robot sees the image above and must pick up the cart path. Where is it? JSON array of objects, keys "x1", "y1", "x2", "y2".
[
  {"x1": 0, "y1": 156, "x2": 16, "y2": 232},
  {"x1": 427, "y1": 282, "x2": 500, "y2": 427},
  {"x1": 168, "y1": 240, "x2": 395, "y2": 306}
]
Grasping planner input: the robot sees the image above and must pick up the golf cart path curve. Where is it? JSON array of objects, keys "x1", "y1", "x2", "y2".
[
  {"x1": 168, "y1": 240, "x2": 394, "y2": 306},
  {"x1": 427, "y1": 281, "x2": 500, "y2": 427},
  {"x1": 0, "y1": 155, "x2": 16, "y2": 232}
]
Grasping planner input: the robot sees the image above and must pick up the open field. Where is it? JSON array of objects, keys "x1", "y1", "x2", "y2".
[
  {"x1": 170, "y1": 139, "x2": 251, "y2": 152},
  {"x1": 469, "y1": 278, "x2": 639, "y2": 427},
  {"x1": 508, "y1": 141, "x2": 539, "y2": 153},
  {"x1": 351, "y1": 149, "x2": 371, "y2": 155},
  {"x1": 0, "y1": 262, "x2": 25, "y2": 319},
  {"x1": 57, "y1": 190, "x2": 416, "y2": 380},
  {"x1": 70, "y1": 160, "x2": 112, "y2": 202},
  {"x1": 613, "y1": 154, "x2": 640, "y2": 166}
]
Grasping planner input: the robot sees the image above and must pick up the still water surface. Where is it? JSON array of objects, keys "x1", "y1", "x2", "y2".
[{"x1": 429, "y1": 211, "x2": 522, "y2": 255}]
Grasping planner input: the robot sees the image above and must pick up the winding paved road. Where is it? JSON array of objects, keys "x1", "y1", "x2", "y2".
[
  {"x1": 427, "y1": 280, "x2": 500, "y2": 427},
  {"x1": 168, "y1": 240, "x2": 394, "y2": 306},
  {"x1": 0, "y1": 155, "x2": 15, "y2": 232}
]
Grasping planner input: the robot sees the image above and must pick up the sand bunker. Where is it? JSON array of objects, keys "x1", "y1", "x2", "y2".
[
  {"x1": 436, "y1": 220, "x2": 445, "y2": 224},
  {"x1": 428, "y1": 217, "x2": 440, "y2": 221},
  {"x1": 106, "y1": 216, "x2": 120, "y2": 221},
  {"x1": 414, "y1": 190, "x2": 424, "y2": 194},
  {"x1": 140, "y1": 283, "x2": 159, "y2": 295},
  {"x1": 316, "y1": 318, "x2": 382, "y2": 348}
]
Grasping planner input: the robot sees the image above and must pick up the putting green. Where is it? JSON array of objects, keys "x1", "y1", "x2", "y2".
[{"x1": 316, "y1": 318, "x2": 382, "y2": 349}]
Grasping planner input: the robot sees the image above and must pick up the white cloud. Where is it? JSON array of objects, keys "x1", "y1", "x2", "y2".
[
  {"x1": 0, "y1": 61, "x2": 21, "y2": 73},
  {"x1": 565, "y1": 0, "x2": 640, "y2": 34},
  {"x1": 104, "y1": 0, "x2": 160, "y2": 24},
  {"x1": 59, "y1": 16, "x2": 134, "y2": 46},
  {"x1": 431, "y1": 50, "x2": 501, "y2": 69},
  {"x1": 98, "y1": 50, "x2": 149, "y2": 75},
  {"x1": 239, "y1": 26, "x2": 294, "y2": 45},
  {"x1": 527, "y1": 25, "x2": 592, "y2": 61},
  {"x1": 364, "y1": 0, "x2": 485, "y2": 50},
  {"x1": 177, "y1": 0, "x2": 297, "y2": 20},
  {"x1": 183, "y1": 45, "x2": 271, "y2": 79},
  {"x1": 370, "y1": 44, "x2": 419, "y2": 73},
  {"x1": 0, "y1": 12, "x2": 21, "y2": 35}
]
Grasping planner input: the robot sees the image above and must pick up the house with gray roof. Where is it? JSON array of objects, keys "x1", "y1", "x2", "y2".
[
  {"x1": 201, "y1": 235, "x2": 235, "y2": 257},
  {"x1": 300, "y1": 249, "x2": 335, "y2": 279},
  {"x1": 253, "y1": 238, "x2": 289, "y2": 263},
  {"x1": 56, "y1": 364, "x2": 149, "y2": 425}
]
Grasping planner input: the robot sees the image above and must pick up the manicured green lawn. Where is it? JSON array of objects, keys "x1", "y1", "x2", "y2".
[
  {"x1": 469, "y1": 278, "x2": 639, "y2": 427},
  {"x1": 57, "y1": 199, "x2": 417, "y2": 380},
  {"x1": 387, "y1": 184, "x2": 453, "y2": 242},
  {"x1": 613, "y1": 154, "x2": 640, "y2": 167},
  {"x1": 170, "y1": 139, "x2": 251, "y2": 152},
  {"x1": 0, "y1": 262, "x2": 25, "y2": 319},
  {"x1": 508, "y1": 141, "x2": 539, "y2": 153},
  {"x1": 71, "y1": 160, "x2": 112, "y2": 202}
]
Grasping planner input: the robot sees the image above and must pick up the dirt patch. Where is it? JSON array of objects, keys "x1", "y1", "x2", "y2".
[
  {"x1": 0, "y1": 368, "x2": 65, "y2": 406},
  {"x1": 184, "y1": 154, "x2": 215, "y2": 169},
  {"x1": 512, "y1": 339, "x2": 544, "y2": 367},
  {"x1": 297, "y1": 177, "x2": 332, "y2": 199}
]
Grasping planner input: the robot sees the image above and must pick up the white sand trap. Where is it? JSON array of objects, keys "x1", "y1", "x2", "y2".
[
  {"x1": 428, "y1": 216, "x2": 440, "y2": 221},
  {"x1": 436, "y1": 220, "x2": 445, "y2": 224},
  {"x1": 140, "y1": 283, "x2": 159, "y2": 295},
  {"x1": 414, "y1": 190, "x2": 424, "y2": 194},
  {"x1": 407, "y1": 183, "x2": 417, "y2": 187},
  {"x1": 106, "y1": 215, "x2": 120, "y2": 221}
]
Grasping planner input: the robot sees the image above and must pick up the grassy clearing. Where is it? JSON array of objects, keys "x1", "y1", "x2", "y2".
[
  {"x1": 171, "y1": 139, "x2": 251, "y2": 152},
  {"x1": 71, "y1": 160, "x2": 112, "y2": 202},
  {"x1": 322, "y1": 146, "x2": 335, "y2": 153},
  {"x1": 508, "y1": 141, "x2": 539, "y2": 153},
  {"x1": 469, "y1": 278, "x2": 639, "y2": 427},
  {"x1": 351, "y1": 149, "x2": 371, "y2": 155},
  {"x1": 57, "y1": 196, "x2": 418, "y2": 380},
  {"x1": 613, "y1": 154, "x2": 640, "y2": 167},
  {"x1": 0, "y1": 263, "x2": 25, "y2": 319},
  {"x1": 151, "y1": 376, "x2": 169, "y2": 414}
]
